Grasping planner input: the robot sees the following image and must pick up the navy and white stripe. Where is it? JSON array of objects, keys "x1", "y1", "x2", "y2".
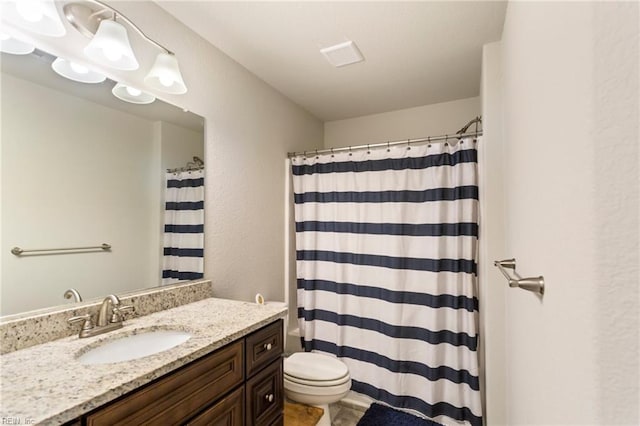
[
  {"x1": 291, "y1": 139, "x2": 481, "y2": 426},
  {"x1": 162, "y1": 169, "x2": 204, "y2": 285}
]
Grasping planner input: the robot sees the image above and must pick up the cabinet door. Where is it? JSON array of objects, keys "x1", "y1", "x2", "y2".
[
  {"x1": 245, "y1": 359, "x2": 283, "y2": 426},
  {"x1": 268, "y1": 415, "x2": 284, "y2": 426},
  {"x1": 186, "y1": 386, "x2": 244, "y2": 426},
  {"x1": 85, "y1": 341, "x2": 244, "y2": 426},
  {"x1": 245, "y1": 320, "x2": 283, "y2": 378}
]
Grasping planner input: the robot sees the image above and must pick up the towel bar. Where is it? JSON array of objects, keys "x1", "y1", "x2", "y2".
[
  {"x1": 494, "y1": 258, "x2": 545, "y2": 295},
  {"x1": 11, "y1": 243, "x2": 111, "y2": 256}
]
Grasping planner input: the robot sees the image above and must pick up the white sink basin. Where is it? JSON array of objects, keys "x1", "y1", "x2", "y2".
[{"x1": 78, "y1": 330, "x2": 192, "y2": 365}]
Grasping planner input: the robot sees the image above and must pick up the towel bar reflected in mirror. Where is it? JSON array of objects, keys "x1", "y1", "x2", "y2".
[{"x1": 11, "y1": 243, "x2": 111, "y2": 256}]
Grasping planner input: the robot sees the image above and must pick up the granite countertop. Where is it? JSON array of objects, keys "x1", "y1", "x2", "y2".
[{"x1": 0, "y1": 297, "x2": 287, "y2": 425}]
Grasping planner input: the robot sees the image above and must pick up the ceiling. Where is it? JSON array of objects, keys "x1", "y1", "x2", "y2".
[{"x1": 158, "y1": 1, "x2": 507, "y2": 122}]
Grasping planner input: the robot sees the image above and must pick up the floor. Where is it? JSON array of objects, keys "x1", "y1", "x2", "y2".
[{"x1": 328, "y1": 401, "x2": 366, "y2": 426}]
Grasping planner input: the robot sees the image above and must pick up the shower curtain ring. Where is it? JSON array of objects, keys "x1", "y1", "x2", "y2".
[
  {"x1": 407, "y1": 139, "x2": 411, "y2": 150},
  {"x1": 386, "y1": 141, "x2": 390, "y2": 152},
  {"x1": 428, "y1": 136, "x2": 431, "y2": 148},
  {"x1": 445, "y1": 134, "x2": 449, "y2": 146},
  {"x1": 331, "y1": 147, "x2": 334, "y2": 158},
  {"x1": 315, "y1": 149, "x2": 319, "y2": 159},
  {"x1": 349, "y1": 146, "x2": 352, "y2": 156},
  {"x1": 367, "y1": 144, "x2": 370, "y2": 154}
]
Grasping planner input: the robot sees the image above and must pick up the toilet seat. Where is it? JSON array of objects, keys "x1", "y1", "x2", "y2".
[
  {"x1": 284, "y1": 376, "x2": 351, "y2": 397},
  {"x1": 284, "y1": 352, "x2": 349, "y2": 381}
]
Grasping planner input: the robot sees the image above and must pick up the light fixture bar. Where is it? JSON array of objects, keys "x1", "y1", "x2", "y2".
[
  {"x1": 64, "y1": 0, "x2": 173, "y2": 54},
  {"x1": 63, "y1": 0, "x2": 188, "y2": 94}
]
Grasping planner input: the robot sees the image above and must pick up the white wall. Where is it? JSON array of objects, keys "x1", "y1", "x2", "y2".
[
  {"x1": 324, "y1": 97, "x2": 480, "y2": 148},
  {"x1": 1, "y1": 73, "x2": 160, "y2": 314},
  {"x1": 158, "y1": 121, "x2": 205, "y2": 173},
  {"x1": 497, "y1": 2, "x2": 639, "y2": 424},
  {"x1": 2, "y1": 1, "x2": 324, "y2": 308},
  {"x1": 479, "y1": 41, "x2": 506, "y2": 425}
]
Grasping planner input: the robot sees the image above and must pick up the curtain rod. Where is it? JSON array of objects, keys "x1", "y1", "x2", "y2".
[
  {"x1": 167, "y1": 156, "x2": 205, "y2": 173},
  {"x1": 287, "y1": 130, "x2": 483, "y2": 158}
]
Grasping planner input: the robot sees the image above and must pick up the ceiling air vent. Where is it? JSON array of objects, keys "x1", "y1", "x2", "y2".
[{"x1": 320, "y1": 40, "x2": 364, "y2": 68}]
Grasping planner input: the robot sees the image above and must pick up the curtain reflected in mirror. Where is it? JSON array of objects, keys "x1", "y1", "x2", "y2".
[{"x1": 162, "y1": 166, "x2": 205, "y2": 284}]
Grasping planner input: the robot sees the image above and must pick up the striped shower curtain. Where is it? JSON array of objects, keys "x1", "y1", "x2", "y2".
[
  {"x1": 162, "y1": 169, "x2": 204, "y2": 285},
  {"x1": 291, "y1": 139, "x2": 481, "y2": 426}
]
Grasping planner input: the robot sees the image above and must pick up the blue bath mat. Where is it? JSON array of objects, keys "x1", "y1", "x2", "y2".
[{"x1": 357, "y1": 403, "x2": 443, "y2": 426}]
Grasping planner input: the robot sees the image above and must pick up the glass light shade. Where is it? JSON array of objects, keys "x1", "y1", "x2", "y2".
[
  {"x1": 51, "y1": 57, "x2": 106, "y2": 84},
  {"x1": 0, "y1": 35, "x2": 35, "y2": 55},
  {"x1": 1, "y1": 0, "x2": 66, "y2": 37},
  {"x1": 144, "y1": 52, "x2": 187, "y2": 94},
  {"x1": 112, "y1": 83, "x2": 155, "y2": 104},
  {"x1": 84, "y1": 20, "x2": 139, "y2": 71}
]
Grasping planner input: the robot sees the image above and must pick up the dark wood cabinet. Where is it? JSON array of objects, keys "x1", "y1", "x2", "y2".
[
  {"x1": 245, "y1": 357, "x2": 283, "y2": 426},
  {"x1": 245, "y1": 320, "x2": 284, "y2": 426},
  {"x1": 187, "y1": 387, "x2": 244, "y2": 426},
  {"x1": 245, "y1": 319, "x2": 283, "y2": 378},
  {"x1": 81, "y1": 319, "x2": 283, "y2": 426}
]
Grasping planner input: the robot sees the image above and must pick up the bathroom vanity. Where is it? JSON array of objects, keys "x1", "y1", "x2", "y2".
[
  {"x1": 0, "y1": 295, "x2": 286, "y2": 425},
  {"x1": 84, "y1": 319, "x2": 283, "y2": 425}
]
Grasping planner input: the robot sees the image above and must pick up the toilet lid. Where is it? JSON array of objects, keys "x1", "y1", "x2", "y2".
[{"x1": 284, "y1": 352, "x2": 349, "y2": 382}]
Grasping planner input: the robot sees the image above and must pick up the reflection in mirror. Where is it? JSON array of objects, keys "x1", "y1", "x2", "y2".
[{"x1": 1, "y1": 49, "x2": 205, "y2": 316}]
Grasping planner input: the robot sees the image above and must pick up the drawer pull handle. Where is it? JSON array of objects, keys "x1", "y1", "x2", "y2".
[
  {"x1": 265, "y1": 393, "x2": 274, "y2": 403},
  {"x1": 263, "y1": 343, "x2": 273, "y2": 351}
]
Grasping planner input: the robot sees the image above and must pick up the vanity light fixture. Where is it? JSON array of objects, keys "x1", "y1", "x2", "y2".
[
  {"x1": 112, "y1": 82, "x2": 155, "y2": 105},
  {"x1": 0, "y1": 34, "x2": 36, "y2": 55},
  {"x1": 0, "y1": 0, "x2": 66, "y2": 37},
  {"x1": 144, "y1": 52, "x2": 187, "y2": 95},
  {"x1": 83, "y1": 19, "x2": 139, "y2": 71},
  {"x1": 51, "y1": 57, "x2": 106, "y2": 83},
  {"x1": 63, "y1": 1, "x2": 188, "y2": 93}
]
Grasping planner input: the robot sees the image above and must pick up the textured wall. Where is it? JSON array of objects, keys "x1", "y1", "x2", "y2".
[
  {"x1": 479, "y1": 41, "x2": 507, "y2": 425},
  {"x1": 500, "y1": 2, "x2": 639, "y2": 424},
  {"x1": 324, "y1": 97, "x2": 480, "y2": 148}
]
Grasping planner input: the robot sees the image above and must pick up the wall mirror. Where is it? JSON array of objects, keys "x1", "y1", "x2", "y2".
[{"x1": 1, "y1": 48, "x2": 205, "y2": 317}]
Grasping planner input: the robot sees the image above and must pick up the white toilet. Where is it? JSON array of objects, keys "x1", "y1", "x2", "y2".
[{"x1": 284, "y1": 351, "x2": 351, "y2": 425}]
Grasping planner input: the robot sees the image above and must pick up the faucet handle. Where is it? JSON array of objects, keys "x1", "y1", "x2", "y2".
[
  {"x1": 110, "y1": 305, "x2": 134, "y2": 323},
  {"x1": 68, "y1": 314, "x2": 94, "y2": 331}
]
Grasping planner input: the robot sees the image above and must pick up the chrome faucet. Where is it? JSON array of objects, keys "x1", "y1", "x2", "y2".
[
  {"x1": 63, "y1": 288, "x2": 83, "y2": 302},
  {"x1": 97, "y1": 294, "x2": 121, "y2": 326},
  {"x1": 68, "y1": 294, "x2": 133, "y2": 338}
]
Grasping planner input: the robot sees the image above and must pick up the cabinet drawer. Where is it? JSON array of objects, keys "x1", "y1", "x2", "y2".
[
  {"x1": 245, "y1": 320, "x2": 283, "y2": 378},
  {"x1": 85, "y1": 341, "x2": 244, "y2": 426},
  {"x1": 186, "y1": 386, "x2": 244, "y2": 426},
  {"x1": 245, "y1": 359, "x2": 283, "y2": 426}
]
